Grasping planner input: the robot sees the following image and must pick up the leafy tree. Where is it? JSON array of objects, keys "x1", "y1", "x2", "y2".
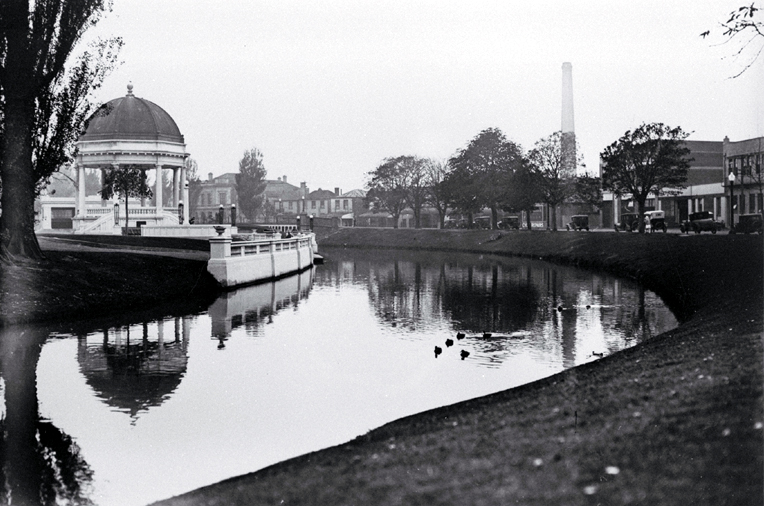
[
  {"x1": 701, "y1": 3, "x2": 762, "y2": 77},
  {"x1": 527, "y1": 131, "x2": 581, "y2": 231},
  {"x1": 0, "y1": 1, "x2": 120, "y2": 259},
  {"x1": 366, "y1": 156, "x2": 410, "y2": 228},
  {"x1": 424, "y1": 158, "x2": 452, "y2": 228},
  {"x1": 235, "y1": 148, "x2": 267, "y2": 222},
  {"x1": 601, "y1": 123, "x2": 691, "y2": 233},
  {"x1": 100, "y1": 166, "x2": 153, "y2": 233},
  {"x1": 503, "y1": 161, "x2": 542, "y2": 230},
  {"x1": 570, "y1": 173, "x2": 604, "y2": 210},
  {"x1": 448, "y1": 128, "x2": 523, "y2": 229}
]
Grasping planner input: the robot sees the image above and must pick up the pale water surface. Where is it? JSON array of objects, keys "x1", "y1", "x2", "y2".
[{"x1": 2, "y1": 248, "x2": 677, "y2": 506}]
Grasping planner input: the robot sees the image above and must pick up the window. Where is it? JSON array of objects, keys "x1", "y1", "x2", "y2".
[
  {"x1": 343, "y1": 199, "x2": 349, "y2": 210},
  {"x1": 750, "y1": 194, "x2": 756, "y2": 213},
  {"x1": 311, "y1": 200, "x2": 316, "y2": 209},
  {"x1": 335, "y1": 200, "x2": 340, "y2": 210},
  {"x1": 219, "y1": 192, "x2": 226, "y2": 205},
  {"x1": 320, "y1": 200, "x2": 325, "y2": 208},
  {"x1": 288, "y1": 201, "x2": 293, "y2": 210}
]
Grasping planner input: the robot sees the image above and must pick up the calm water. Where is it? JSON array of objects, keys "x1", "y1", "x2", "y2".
[{"x1": 0, "y1": 248, "x2": 677, "y2": 506}]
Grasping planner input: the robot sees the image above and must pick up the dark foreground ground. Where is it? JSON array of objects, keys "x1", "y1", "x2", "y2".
[
  {"x1": 150, "y1": 229, "x2": 763, "y2": 506},
  {"x1": 1, "y1": 230, "x2": 761, "y2": 505}
]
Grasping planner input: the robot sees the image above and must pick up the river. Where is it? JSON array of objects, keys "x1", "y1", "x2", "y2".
[{"x1": 0, "y1": 248, "x2": 677, "y2": 506}]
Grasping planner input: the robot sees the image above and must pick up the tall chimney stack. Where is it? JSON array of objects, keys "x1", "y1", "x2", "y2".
[{"x1": 561, "y1": 62, "x2": 576, "y2": 173}]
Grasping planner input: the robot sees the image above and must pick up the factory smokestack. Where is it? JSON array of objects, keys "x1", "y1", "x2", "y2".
[{"x1": 561, "y1": 62, "x2": 576, "y2": 173}]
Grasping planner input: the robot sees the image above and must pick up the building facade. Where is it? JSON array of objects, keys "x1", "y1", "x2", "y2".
[{"x1": 724, "y1": 136, "x2": 764, "y2": 224}]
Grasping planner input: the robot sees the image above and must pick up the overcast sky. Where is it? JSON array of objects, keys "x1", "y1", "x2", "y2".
[{"x1": 81, "y1": 0, "x2": 763, "y2": 192}]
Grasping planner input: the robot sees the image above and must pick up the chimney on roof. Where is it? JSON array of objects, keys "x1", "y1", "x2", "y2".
[
  {"x1": 335, "y1": 187, "x2": 341, "y2": 196},
  {"x1": 277, "y1": 176, "x2": 281, "y2": 182},
  {"x1": 283, "y1": 175, "x2": 287, "y2": 183},
  {"x1": 208, "y1": 172, "x2": 213, "y2": 181}
]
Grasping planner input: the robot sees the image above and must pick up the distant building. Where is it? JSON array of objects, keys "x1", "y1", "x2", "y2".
[
  {"x1": 724, "y1": 136, "x2": 764, "y2": 223},
  {"x1": 192, "y1": 173, "x2": 238, "y2": 223},
  {"x1": 190, "y1": 173, "x2": 368, "y2": 226}
]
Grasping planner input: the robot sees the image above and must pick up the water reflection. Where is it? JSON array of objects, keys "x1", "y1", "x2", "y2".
[
  {"x1": 14, "y1": 249, "x2": 677, "y2": 506},
  {"x1": 77, "y1": 319, "x2": 191, "y2": 421},
  {"x1": 316, "y1": 248, "x2": 677, "y2": 368},
  {"x1": 208, "y1": 268, "x2": 314, "y2": 340},
  {"x1": 0, "y1": 326, "x2": 95, "y2": 505}
]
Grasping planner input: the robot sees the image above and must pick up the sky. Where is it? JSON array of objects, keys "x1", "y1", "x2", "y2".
[{"x1": 79, "y1": 0, "x2": 764, "y2": 192}]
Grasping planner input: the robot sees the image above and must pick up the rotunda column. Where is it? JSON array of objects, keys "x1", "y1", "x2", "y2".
[
  {"x1": 155, "y1": 164, "x2": 163, "y2": 220},
  {"x1": 140, "y1": 169, "x2": 147, "y2": 207},
  {"x1": 172, "y1": 167, "x2": 179, "y2": 207},
  {"x1": 100, "y1": 168, "x2": 109, "y2": 206},
  {"x1": 180, "y1": 164, "x2": 190, "y2": 224},
  {"x1": 76, "y1": 163, "x2": 86, "y2": 217}
]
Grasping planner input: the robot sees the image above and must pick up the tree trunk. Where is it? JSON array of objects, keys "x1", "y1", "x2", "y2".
[
  {"x1": 414, "y1": 207, "x2": 421, "y2": 229},
  {"x1": 1, "y1": 327, "x2": 45, "y2": 504},
  {"x1": 0, "y1": 6, "x2": 44, "y2": 261},
  {"x1": 491, "y1": 206, "x2": 498, "y2": 230},
  {"x1": 124, "y1": 195, "x2": 129, "y2": 235},
  {"x1": 551, "y1": 205, "x2": 558, "y2": 231},
  {"x1": 525, "y1": 207, "x2": 533, "y2": 230},
  {"x1": 0, "y1": 88, "x2": 44, "y2": 260}
]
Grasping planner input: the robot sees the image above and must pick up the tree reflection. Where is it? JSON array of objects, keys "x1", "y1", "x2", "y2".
[
  {"x1": 0, "y1": 326, "x2": 95, "y2": 506},
  {"x1": 316, "y1": 248, "x2": 677, "y2": 366}
]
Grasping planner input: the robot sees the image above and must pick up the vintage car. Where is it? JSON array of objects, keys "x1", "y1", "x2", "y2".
[
  {"x1": 644, "y1": 210, "x2": 668, "y2": 233},
  {"x1": 614, "y1": 213, "x2": 640, "y2": 232},
  {"x1": 498, "y1": 216, "x2": 521, "y2": 230},
  {"x1": 680, "y1": 211, "x2": 718, "y2": 234},
  {"x1": 565, "y1": 215, "x2": 590, "y2": 231},
  {"x1": 730, "y1": 213, "x2": 763, "y2": 235}
]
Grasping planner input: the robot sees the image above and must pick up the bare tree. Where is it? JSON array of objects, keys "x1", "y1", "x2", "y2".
[
  {"x1": 702, "y1": 3, "x2": 763, "y2": 77},
  {"x1": 527, "y1": 131, "x2": 581, "y2": 231},
  {"x1": 425, "y1": 159, "x2": 451, "y2": 229},
  {"x1": 366, "y1": 156, "x2": 410, "y2": 228}
]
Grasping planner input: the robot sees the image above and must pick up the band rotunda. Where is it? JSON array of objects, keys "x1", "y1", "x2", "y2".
[{"x1": 68, "y1": 83, "x2": 190, "y2": 233}]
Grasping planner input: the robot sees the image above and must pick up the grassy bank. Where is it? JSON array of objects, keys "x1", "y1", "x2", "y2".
[
  {"x1": 155, "y1": 229, "x2": 763, "y2": 506},
  {"x1": 0, "y1": 239, "x2": 218, "y2": 328}
]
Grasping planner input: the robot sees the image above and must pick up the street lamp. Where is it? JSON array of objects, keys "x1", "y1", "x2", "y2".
[
  {"x1": 178, "y1": 200, "x2": 184, "y2": 225},
  {"x1": 114, "y1": 201, "x2": 120, "y2": 226},
  {"x1": 728, "y1": 171, "x2": 736, "y2": 230},
  {"x1": 230, "y1": 204, "x2": 237, "y2": 227}
]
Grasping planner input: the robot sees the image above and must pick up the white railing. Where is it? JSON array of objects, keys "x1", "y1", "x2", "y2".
[
  {"x1": 226, "y1": 236, "x2": 312, "y2": 258},
  {"x1": 207, "y1": 233, "x2": 316, "y2": 288}
]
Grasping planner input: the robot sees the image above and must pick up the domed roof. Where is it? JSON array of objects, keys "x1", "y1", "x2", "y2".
[{"x1": 80, "y1": 83, "x2": 184, "y2": 143}]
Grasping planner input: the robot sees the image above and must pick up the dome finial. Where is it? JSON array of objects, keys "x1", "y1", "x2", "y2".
[{"x1": 127, "y1": 82, "x2": 134, "y2": 96}]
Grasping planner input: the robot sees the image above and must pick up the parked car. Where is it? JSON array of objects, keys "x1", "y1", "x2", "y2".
[
  {"x1": 614, "y1": 213, "x2": 640, "y2": 232},
  {"x1": 680, "y1": 211, "x2": 718, "y2": 234},
  {"x1": 730, "y1": 213, "x2": 763, "y2": 235},
  {"x1": 473, "y1": 216, "x2": 492, "y2": 229},
  {"x1": 644, "y1": 210, "x2": 667, "y2": 233},
  {"x1": 565, "y1": 215, "x2": 590, "y2": 231},
  {"x1": 498, "y1": 216, "x2": 520, "y2": 230}
]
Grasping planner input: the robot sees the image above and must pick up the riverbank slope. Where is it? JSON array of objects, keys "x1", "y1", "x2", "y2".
[
  {"x1": 154, "y1": 229, "x2": 763, "y2": 506},
  {"x1": 0, "y1": 235, "x2": 218, "y2": 328}
]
